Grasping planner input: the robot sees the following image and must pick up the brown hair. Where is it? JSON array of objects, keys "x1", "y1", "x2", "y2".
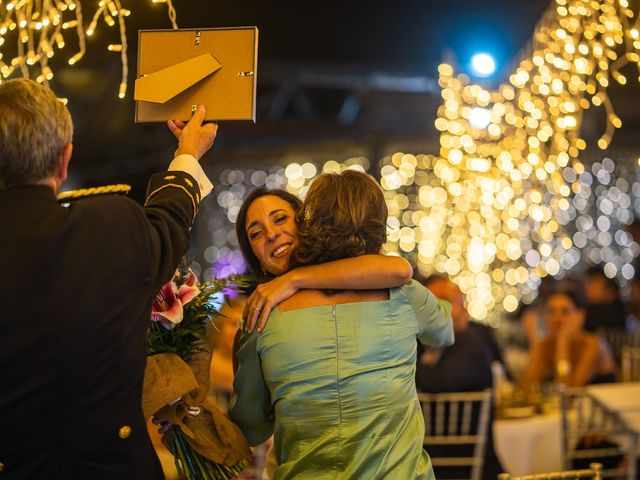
[
  {"x1": 235, "y1": 188, "x2": 302, "y2": 281},
  {"x1": 291, "y1": 170, "x2": 387, "y2": 267}
]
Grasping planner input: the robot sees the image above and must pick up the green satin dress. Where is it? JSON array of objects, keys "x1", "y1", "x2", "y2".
[{"x1": 229, "y1": 280, "x2": 453, "y2": 479}]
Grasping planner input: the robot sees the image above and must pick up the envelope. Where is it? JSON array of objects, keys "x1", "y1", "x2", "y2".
[{"x1": 134, "y1": 26, "x2": 258, "y2": 123}]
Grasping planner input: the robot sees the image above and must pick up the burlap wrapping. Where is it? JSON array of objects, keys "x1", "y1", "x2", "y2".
[{"x1": 142, "y1": 351, "x2": 251, "y2": 466}]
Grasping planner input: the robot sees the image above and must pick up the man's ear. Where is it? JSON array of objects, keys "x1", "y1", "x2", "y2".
[{"x1": 55, "y1": 143, "x2": 73, "y2": 189}]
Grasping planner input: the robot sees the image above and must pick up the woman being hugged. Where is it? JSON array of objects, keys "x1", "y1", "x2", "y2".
[{"x1": 229, "y1": 170, "x2": 453, "y2": 479}]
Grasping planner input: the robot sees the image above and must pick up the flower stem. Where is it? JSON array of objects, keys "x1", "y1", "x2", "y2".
[
  {"x1": 168, "y1": 427, "x2": 249, "y2": 480},
  {"x1": 173, "y1": 429, "x2": 196, "y2": 479}
]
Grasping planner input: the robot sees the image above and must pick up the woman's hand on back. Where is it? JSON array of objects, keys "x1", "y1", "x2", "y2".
[{"x1": 243, "y1": 273, "x2": 299, "y2": 333}]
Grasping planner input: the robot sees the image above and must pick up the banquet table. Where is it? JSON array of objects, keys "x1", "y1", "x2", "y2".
[
  {"x1": 494, "y1": 382, "x2": 640, "y2": 476},
  {"x1": 586, "y1": 382, "x2": 640, "y2": 432},
  {"x1": 494, "y1": 410, "x2": 564, "y2": 476},
  {"x1": 586, "y1": 381, "x2": 640, "y2": 479}
]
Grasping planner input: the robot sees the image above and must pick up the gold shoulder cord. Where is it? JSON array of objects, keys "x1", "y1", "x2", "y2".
[{"x1": 56, "y1": 184, "x2": 132, "y2": 203}]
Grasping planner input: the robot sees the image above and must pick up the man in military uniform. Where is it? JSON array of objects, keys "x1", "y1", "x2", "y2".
[{"x1": 0, "y1": 78, "x2": 217, "y2": 479}]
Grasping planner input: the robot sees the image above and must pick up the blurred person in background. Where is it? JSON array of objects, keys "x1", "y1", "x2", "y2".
[
  {"x1": 521, "y1": 288, "x2": 617, "y2": 389},
  {"x1": 522, "y1": 285, "x2": 625, "y2": 474},
  {"x1": 583, "y1": 266, "x2": 627, "y2": 332},
  {"x1": 415, "y1": 274, "x2": 505, "y2": 393},
  {"x1": 625, "y1": 273, "x2": 640, "y2": 330},
  {"x1": 414, "y1": 274, "x2": 504, "y2": 480}
]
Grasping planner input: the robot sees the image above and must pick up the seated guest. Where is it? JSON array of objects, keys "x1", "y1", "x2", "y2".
[
  {"x1": 521, "y1": 288, "x2": 617, "y2": 389},
  {"x1": 415, "y1": 274, "x2": 502, "y2": 393},
  {"x1": 583, "y1": 266, "x2": 627, "y2": 332},
  {"x1": 415, "y1": 274, "x2": 503, "y2": 480},
  {"x1": 625, "y1": 273, "x2": 640, "y2": 329}
]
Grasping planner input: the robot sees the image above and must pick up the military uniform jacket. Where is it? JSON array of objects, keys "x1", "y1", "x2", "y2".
[{"x1": 0, "y1": 171, "x2": 202, "y2": 479}]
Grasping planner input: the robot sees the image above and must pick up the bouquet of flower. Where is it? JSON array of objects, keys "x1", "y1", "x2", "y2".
[{"x1": 143, "y1": 263, "x2": 253, "y2": 480}]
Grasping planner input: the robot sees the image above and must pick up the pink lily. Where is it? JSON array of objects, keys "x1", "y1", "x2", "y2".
[
  {"x1": 152, "y1": 282, "x2": 184, "y2": 329},
  {"x1": 177, "y1": 271, "x2": 200, "y2": 305},
  {"x1": 151, "y1": 271, "x2": 201, "y2": 329}
]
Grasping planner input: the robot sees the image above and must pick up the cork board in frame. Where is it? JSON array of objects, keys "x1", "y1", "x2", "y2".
[{"x1": 134, "y1": 26, "x2": 258, "y2": 123}]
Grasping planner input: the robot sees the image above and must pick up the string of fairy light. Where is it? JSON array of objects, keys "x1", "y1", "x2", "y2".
[
  {"x1": 0, "y1": 0, "x2": 177, "y2": 97},
  {"x1": 380, "y1": 0, "x2": 640, "y2": 321}
]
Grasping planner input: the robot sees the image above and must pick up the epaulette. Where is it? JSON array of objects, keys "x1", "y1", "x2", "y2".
[{"x1": 57, "y1": 184, "x2": 131, "y2": 203}]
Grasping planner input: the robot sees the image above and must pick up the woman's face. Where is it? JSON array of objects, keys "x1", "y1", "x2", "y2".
[
  {"x1": 543, "y1": 293, "x2": 584, "y2": 336},
  {"x1": 245, "y1": 195, "x2": 299, "y2": 276}
]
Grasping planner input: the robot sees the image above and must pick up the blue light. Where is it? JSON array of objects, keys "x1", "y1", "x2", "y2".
[{"x1": 471, "y1": 53, "x2": 496, "y2": 77}]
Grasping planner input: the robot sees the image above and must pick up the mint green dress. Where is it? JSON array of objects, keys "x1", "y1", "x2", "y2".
[{"x1": 229, "y1": 280, "x2": 453, "y2": 479}]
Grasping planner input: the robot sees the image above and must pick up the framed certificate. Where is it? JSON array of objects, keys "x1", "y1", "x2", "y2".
[{"x1": 134, "y1": 26, "x2": 258, "y2": 123}]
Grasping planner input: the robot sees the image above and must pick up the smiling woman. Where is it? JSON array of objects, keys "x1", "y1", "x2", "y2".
[
  {"x1": 236, "y1": 188, "x2": 302, "y2": 282},
  {"x1": 244, "y1": 193, "x2": 300, "y2": 277}
]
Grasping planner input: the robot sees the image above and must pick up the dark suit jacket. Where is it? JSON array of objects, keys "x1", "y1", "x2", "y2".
[
  {"x1": 416, "y1": 326, "x2": 502, "y2": 480},
  {"x1": 416, "y1": 327, "x2": 494, "y2": 394},
  {"x1": 0, "y1": 171, "x2": 202, "y2": 479}
]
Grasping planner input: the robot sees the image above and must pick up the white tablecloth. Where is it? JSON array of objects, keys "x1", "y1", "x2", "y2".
[
  {"x1": 586, "y1": 382, "x2": 640, "y2": 432},
  {"x1": 494, "y1": 412, "x2": 563, "y2": 476},
  {"x1": 494, "y1": 383, "x2": 640, "y2": 476}
]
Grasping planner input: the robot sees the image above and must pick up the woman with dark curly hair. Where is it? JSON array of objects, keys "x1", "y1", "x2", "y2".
[{"x1": 229, "y1": 170, "x2": 453, "y2": 479}]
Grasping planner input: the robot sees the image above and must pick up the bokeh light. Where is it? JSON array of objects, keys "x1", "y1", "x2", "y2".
[{"x1": 471, "y1": 53, "x2": 497, "y2": 77}]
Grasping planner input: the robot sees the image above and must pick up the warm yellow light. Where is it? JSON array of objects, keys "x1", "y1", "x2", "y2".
[
  {"x1": 107, "y1": 1, "x2": 118, "y2": 16},
  {"x1": 67, "y1": 52, "x2": 83, "y2": 65},
  {"x1": 597, "y1": 137, "x2": 609, "y2": 149},
  {"x1": 503, "y1": 295, "x2": 518, "y2": 312},
  {"x1": 0, "y1": 1, "x2": 179, "y2": 97},
  {"x1": 103, "y1": 13, "x2": 115, "y2": 26}
]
